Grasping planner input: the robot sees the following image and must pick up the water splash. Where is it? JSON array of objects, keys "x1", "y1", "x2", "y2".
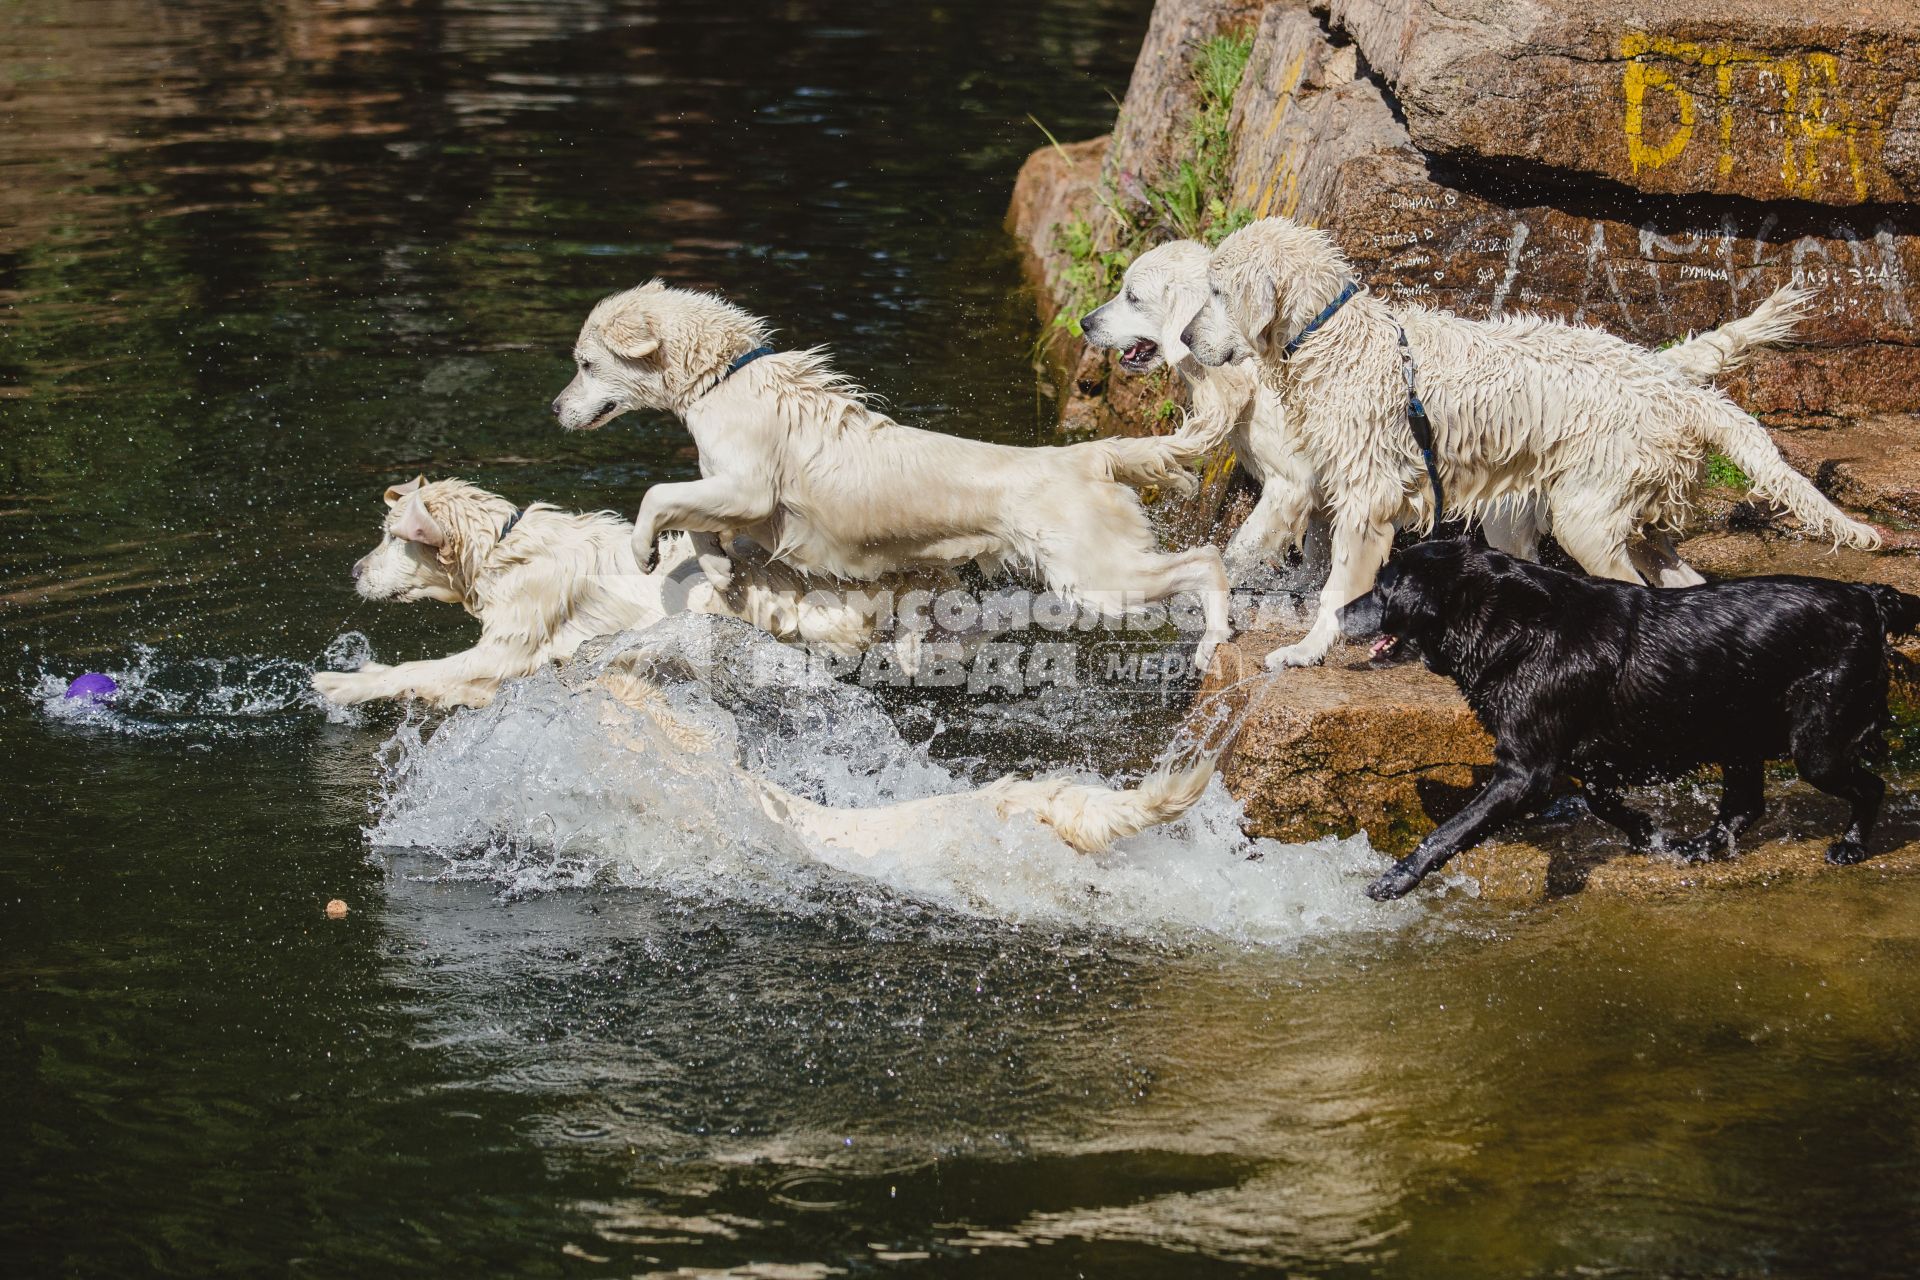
[
  {"x1": 370, "y1": 616, "x2": 1440, "y2": 945},
  {"x1": 33, "y1": 633, "x2": 372, "y2": 737}
]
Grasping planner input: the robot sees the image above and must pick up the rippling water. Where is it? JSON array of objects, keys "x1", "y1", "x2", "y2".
[{"x1": 8, "y1": 1, "x2": 1920, "y2": 1276}]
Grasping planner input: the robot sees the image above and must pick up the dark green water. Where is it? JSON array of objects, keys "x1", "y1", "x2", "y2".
[{"x1": 7, "y1": 2, "x2": 1920, "y2": 1276}]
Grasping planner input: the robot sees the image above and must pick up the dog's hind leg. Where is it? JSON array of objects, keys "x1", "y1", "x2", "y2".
[
  {"x1": 1267, "y1": 517, "x2": 1393, "y2": 670},
  {"x1": 1670, "y1": 759, "x2": 1766, "y2": 861},
  {"x1": 1548, "y1": 487, "x2": 1647, "y2": 584},
  {"x1": 1582, "y1": 786, "x2": 1653, "y2": 850},
  {"x1": 1790, "y1": 714, "x2": 1887, "y2": 867},
  {"x1": 1118, "y1": 545, "x2": 1234, "y2": 673},
  {"x1": 1366, "y1": 752, "x2": 1557, "y2": 899}
]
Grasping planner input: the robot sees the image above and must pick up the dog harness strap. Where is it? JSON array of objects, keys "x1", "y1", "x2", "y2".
[
  {"x1": 1397, "y1": 326, "x2": 1446, "y2": 528},
  {"x1": 498, "y1": 508, "x2": 524, "y2": 542},
  {"x1": 727, "y1": 344, "x2": 777, "y2": 377},
  {"x1": 695, "y1": 344, "x2": 778, "y2": 403},
  {"x1": 1280, "y1": 280, "x2": 1360, "y2": 359}
]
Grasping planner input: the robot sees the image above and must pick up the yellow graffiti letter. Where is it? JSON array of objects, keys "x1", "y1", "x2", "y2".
[{"x1": 1622, "y1": 32, "x2": 1697, "y2": 173}]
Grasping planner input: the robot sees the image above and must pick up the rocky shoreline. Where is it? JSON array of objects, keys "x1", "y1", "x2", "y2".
[{"x1": 1007, "y1": 0, "x2": 1920, "y2": 896}]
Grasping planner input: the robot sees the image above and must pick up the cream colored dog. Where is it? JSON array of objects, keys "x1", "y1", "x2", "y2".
[
  {"x1": 587, "y1": 643, "x2": 1218, "y2": 856},
  {"x1": 549, "y1": 281, "x2": 1234, "y2": 670},
  {"x1": 1181, "y1": 216, "x2": 1878, "y2": 668},
  {"x1": 311, "y1": 477, "x2": 925, "y2": 709},
  {"x1": 1084, "y1": 238, "x2": 1814, "y2": 586}
]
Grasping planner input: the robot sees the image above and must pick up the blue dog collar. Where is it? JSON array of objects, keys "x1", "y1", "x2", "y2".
[{"x1": 1280, "y1": 280, "x2": 1360, "y2": 359}]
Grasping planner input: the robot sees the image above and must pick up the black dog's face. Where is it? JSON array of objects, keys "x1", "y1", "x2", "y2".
[{"x1": 1345, "y1": 541, "x2": 1472, "y2": 662}]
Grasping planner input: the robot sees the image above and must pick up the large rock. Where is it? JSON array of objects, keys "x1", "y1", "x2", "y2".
[
  {"x1": 1320, "y1": 0, "x2": 1920, "y2": 206},
  {"x1": 1225, "y1": 3, "x2": 1920, "y2": 419},
  {"x1": 1769, "y1": 413, "x2": 1920, "y2": 525},
  {"x1": 1105, "y1": 0, "x2": 1273, "y2": 184},
  {"x1": 1202, "y1": 636, "x2": 1494, "y2": 855}
]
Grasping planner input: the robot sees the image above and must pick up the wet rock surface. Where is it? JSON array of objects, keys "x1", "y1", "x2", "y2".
[
  {"x1": 1015, "y1": 0, "x2": 1920, "y2": 424},
  {"x1": 1321, "y1": 0, "x2": 1920, "y2": 207}
]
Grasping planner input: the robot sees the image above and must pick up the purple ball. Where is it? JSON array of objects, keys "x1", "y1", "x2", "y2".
[{"x1": 65, "y1": 672, "x2": 118, "y2": 700}]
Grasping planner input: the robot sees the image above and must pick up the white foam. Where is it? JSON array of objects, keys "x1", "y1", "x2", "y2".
[{"x1": 370, "y1": 617, "x2": 1439, "y2": 946}]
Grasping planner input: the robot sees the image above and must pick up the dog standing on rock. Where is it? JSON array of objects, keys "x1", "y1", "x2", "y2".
[
  {"x1": 1081, "y1": 237, "x2": 1817, "y2": 586},
  {"x1": 1182, "y1": 216, "x2": 1881, "y2": 670},
  {"x1": 1349, "y1": 540, "x2": 1918, "y2": 900},
  {"x1": 550, "y1": 280, "x2": 1235, "y2": 670}
]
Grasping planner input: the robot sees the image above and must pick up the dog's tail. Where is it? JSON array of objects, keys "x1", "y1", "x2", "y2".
[
  {"x1": 1661, "y1": 285, "x2": 1811, "y2": 383},
  {"x1": 1864, "y1": 584, "x2": 1920, "y2": 638},
  {"x1": 1083, "y1": 434, "x2": 1205, "y2": 498},
  {"x1": 991, "y1": 753, "x2": 1217, "y2": 854},
  {"x1": 1690, "y1": 397, "x2": 1882, "y2": 549}
]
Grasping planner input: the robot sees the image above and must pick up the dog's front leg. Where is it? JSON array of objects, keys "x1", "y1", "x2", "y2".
[
  {"x1": 1366, "y1": 757, "x2": 1555, "y2": 899},
  {"x1": 684, "y1": 531, "x2": 734, "y2": 590},
  {"x1": 1266, "y1": 517, "x2": 1392, "y2": 669},
  {"x1": 633, "y1": 476, "x2": 776, "y2": 573},
  {"x1": 1224, "y1": 471, "x2": 1315, "y2": 585},
  {"x1": 312, "y1": 645, "x2": 529, "y2": 709}
]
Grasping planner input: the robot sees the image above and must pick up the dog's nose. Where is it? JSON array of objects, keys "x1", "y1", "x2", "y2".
[
  {"x1": 1178, "y1": 320, "x2": 1198, "y2": 350},
  {"x1": 549, "y1": 397, "x2": 563, "y2": 418},
  {"x1": 351, "y1": 558, "x2": 364, "y2": 582}
]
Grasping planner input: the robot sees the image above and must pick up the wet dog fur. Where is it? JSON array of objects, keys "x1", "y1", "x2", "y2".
[{"x1": 1349, "y1": 540, "x2": 1918, "y2": 899}]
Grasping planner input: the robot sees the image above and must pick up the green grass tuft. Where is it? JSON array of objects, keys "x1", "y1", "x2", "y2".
[
  {"x1": 1040, "y1": 30, "x2": 1257, "y2": 331},
  {"x1": 1704, "y1": 451, "x2": 1752, "y2": 489}
]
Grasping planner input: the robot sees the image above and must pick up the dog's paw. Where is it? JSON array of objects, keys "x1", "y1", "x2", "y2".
[
  {"x1": 1826, "y1": 839, "x2": 1870, "y2": 866},
  {"x1": 1364, "y1": 861, "x2": 1424, "y2": 901},
  {"x1": 311, "y1": 671, "x2": 367, "y2": 705},
  {"x1": 1192, "y1": 634, "x2": 1229, "y2": 675},
  {"x1": 1669, "y1": 829, "x2": 1726, "y2": 864},
  {"x1": 696, "y1": 551, "x2": 734, "y2": 590},
  {"x1": 631, "y1": 529, "x2": 661, "y2": 574},
  {"x1": 1264, "y1": 641, "x2": 1327, "y2": 670},
  {"x1": 893, "y1": 630, "x2": 925, "y2": 678}
]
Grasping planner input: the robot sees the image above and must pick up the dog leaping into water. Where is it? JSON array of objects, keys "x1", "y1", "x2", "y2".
[
  {"x1": 549, "y1": 280, "x2": 1234, "y2": 670},
  {"x1": 311, "y1": 477, "x2": 925, "y2": 709}
]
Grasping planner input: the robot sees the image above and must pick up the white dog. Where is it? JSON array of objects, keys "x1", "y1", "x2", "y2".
[
  {"x1": 1180, "y1": 216, "x2": 1879, "y2": 668},
  {"x1": 311, "y1": 477, "x2": 931, "y2": 709},
  {"x1": 1085, "y1": 238, "x2": 1817, "y2": 587},
  {"x1": 548, "y1": 281, "x2": 1234, "y2": 670},
  {"x1": 584, "y1": 636, "x2": 1219, "y2": 855}
]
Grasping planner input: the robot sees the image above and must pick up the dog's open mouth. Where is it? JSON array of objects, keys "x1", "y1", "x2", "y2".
[
  {"x1": 1118, "y1": 339, "x2": 1160, "y2": 372},
  {"x1": 573, "y1": 400, "x2": 623, "y2": 432},
  {"x1": 1368, "y1": 634, "x2": 1401, "y2": 660}
]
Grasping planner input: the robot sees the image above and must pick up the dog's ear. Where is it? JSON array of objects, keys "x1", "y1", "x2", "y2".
[
  {"x1": 389, "y1": 494, "x2": 446, "y2": 547},
  {"x1": 603, "y1": 311, "x2": 662, "y2": 362},
  {"x1": 384, "y1": 475, "x2": 427, "y2": 507},
  {"x1": 1231, "y1": 261, "x2": 1282, "y2": 358}
]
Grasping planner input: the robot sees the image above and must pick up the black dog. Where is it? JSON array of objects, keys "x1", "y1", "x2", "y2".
[{"x1": 1347, "y1": 540, "x2": 1920, "y2": 900}]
